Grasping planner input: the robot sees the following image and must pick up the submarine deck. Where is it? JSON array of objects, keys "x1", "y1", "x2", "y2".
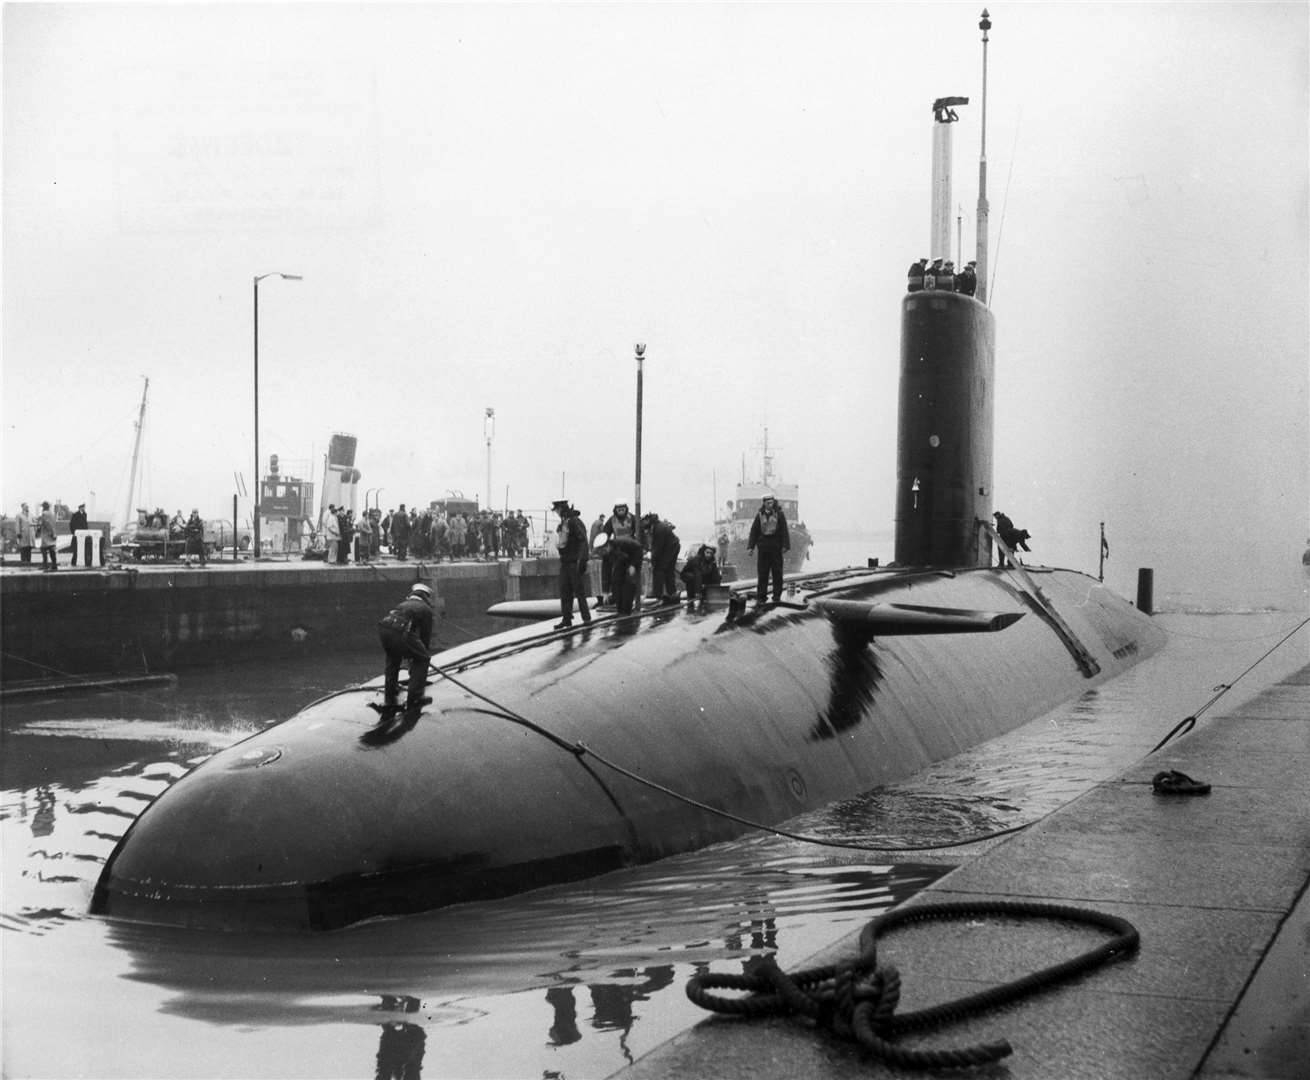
[{"x1": 618, "y1": 660, "x2": 1310, "y2": 1080}]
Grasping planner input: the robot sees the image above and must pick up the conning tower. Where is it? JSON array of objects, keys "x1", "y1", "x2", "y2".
[{"x1": 894, "y1": 87, "x2": 995, "y2": 569}]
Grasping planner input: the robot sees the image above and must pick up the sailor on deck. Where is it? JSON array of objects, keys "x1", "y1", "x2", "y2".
[
  {"x1": 601, "y1": 502, "x2": 637, "y2": 604},
  {"x1": 992, "y1": 511, "x2": 1033, "y2": 568},
  {"x1": 680, "y1": 545, "x2": 722, "y2": 610},
  {"x1": 377, "y1": 582, "x2": 435, "y2": 715},
  {"x1": 553, "y1": 500, "x2": 592, "y2": 629},
  {"x1": 747, "y1": 493, "x2": 791, "y2": 605}
]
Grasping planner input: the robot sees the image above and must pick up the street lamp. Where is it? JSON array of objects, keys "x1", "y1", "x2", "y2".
[
  {"x1": 253, "y1": 271, "x2": 303, "y2": 560},
  {"x1": 484, "y1": 407, "x2": 495, "y2": 512},
  {"x1": 633, "y1": 343, "x2": 646, "y2": 527}
]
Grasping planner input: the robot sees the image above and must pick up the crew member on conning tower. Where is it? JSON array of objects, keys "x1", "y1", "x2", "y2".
[
  {"x1": 907, "y1": 257, "x2": 927, "y2": 292},
  {"x1": 956, "y1": 260, "x2": 978, "y2": 296}
]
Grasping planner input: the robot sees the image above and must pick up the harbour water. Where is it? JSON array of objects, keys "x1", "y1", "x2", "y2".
[{"x1": 3, "y1": 542, "x2": 1307, "y2": 1079}]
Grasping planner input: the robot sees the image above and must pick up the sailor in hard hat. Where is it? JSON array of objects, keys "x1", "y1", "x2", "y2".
[
  {"x1": 375, "y1": 582, "x2": 436, "y2": 716},
  {"x1": 599, "y1": 502, "x2": 638, "y2": 603},
  {"x1": 747, "y1": 492, "x2": 791, "y2": 606}
]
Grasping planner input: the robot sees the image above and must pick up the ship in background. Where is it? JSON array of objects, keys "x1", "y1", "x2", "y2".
[{"x1": 714, "y1": 428, "x2": 813, "y2": 578}]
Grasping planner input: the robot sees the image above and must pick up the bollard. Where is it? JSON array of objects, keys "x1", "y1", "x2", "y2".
[
  {"x1": 1136, "y1": 568, "x2": 1154, "y2": 614},
  {"x1": 74, "y1": 529, "x2": 105, "y2": 568}
]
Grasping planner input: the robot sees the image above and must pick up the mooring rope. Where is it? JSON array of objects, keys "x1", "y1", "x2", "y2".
[
  {"x1": 686, "y1": 900, "x2": 1139, "y2": 1070},
  {"x1": 1148, "y1": 613, "x2": 1310, "y2": 754}
]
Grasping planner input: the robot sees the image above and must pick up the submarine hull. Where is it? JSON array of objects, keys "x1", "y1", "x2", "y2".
[{"x1": 92, "y1": 565, "x2": 1162, "y2": 931}]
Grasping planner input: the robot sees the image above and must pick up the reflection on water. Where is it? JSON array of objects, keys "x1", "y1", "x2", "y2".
[{"x1": 2, "y1": 613, "x2": 1306, "y2": 1078}]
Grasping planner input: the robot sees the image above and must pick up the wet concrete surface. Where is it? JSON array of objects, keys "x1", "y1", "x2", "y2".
[{"x1": 619, "y1": 661, "x2": 1310, "y2": 1080}]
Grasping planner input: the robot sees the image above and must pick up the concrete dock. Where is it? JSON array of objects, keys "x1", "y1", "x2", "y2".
[
  {"x1": 619, "y1": 662, "x2": 1309, "y2": 1080},
  {"x1": 0, "y1": 551, "x2": 569, "y2": 683}
]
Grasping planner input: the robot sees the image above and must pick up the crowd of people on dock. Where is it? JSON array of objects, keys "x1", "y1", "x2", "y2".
[
  {"x1": 2, "y1": 490, "x2": 796, "y2": 611},
  {"x1": 314, "y1": 505, "x2": 537, "y2": 564}
]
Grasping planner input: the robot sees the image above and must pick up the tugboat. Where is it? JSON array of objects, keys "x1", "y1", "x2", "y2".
[{"x1": 715, "y1": 428, "x2": 813, "y2": 578}]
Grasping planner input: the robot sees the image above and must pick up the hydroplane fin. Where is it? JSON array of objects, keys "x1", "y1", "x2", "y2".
[{"x1": 814, "y1": 599, "x2": 1024, "y2": 634}]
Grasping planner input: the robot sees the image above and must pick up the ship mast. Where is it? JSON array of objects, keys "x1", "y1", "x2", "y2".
[
  {"x1": 975, "y1": 9, "x2": 991, "y2": 305},
  {"x1": 930, "y1": 96, "x2": 968, "y2": 259},
  {"x1": 122, "y1": 377, "x2": 149, "y2": 530}
]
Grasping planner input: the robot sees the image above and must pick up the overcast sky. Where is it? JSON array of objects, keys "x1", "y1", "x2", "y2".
[{"x1": 3, "y1": 2, "x2": 1307, "y2": 606}]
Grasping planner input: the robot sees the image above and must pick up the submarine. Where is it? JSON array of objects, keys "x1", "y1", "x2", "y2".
[{"x1": 91, "y1": 33, "x2": 1166, "y2": 933}]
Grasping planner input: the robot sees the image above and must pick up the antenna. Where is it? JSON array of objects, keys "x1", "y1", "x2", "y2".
[{"x1": 975, "y1": 9, "x2": 992, "y2": 305}]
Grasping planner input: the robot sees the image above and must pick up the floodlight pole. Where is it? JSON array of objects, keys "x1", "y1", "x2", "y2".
[
  {"x1": 634, "y1": 343, "x2": 646, "y2": 532},
  {"x1": 484, "y1": 407, "x2": 495, "y2": 514}
]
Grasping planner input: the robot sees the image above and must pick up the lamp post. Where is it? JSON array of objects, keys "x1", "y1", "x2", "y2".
[
  {"x1": 253, "y1": 272, "x2": 303, "y2": 560},
  {"x1": 484, "y1": 407, "x2": 495, "y2": 512},
  {"x1": 633, "y1": 344, "x2": 646, "y2": 529}
]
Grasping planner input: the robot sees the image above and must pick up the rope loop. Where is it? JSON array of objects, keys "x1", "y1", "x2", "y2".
[
  {"x1": 1148, "y1": 714, "x2": 1196, "y2": 754},
  {"x1": 686, "y1": 899, "x2": 1138, "y2": 1070}
]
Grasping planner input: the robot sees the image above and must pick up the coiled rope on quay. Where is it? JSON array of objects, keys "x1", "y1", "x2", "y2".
[{"x1": 686, "y1": 900, "x2": 1140, "y2": 1070}]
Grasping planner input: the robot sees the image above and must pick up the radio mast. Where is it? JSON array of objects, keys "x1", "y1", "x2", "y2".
[{"x1": 975, "y1": 9, "x2": 992, "y2": 305}]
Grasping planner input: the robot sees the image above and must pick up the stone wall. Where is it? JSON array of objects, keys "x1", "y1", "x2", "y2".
[{"x1": 0, "y1": 558, "x2": 566, "y2": 682}]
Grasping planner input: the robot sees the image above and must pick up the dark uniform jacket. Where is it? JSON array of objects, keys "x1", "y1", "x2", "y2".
[
  {"x1": 748, "y1": 506, "x2": 791, "y2": 552},
  {"x1": 379, "y1": 594, "x2": 434, "y2": 651},
  {"x1": 556, "y1": 511, "x2": 589, "y2": 563},
  {"x1": 607, "y1": 534, "x2": 644, "y2": 577},
  {"x1": 648, "y1": 519, "x2": 680, "y2": 570},
  {"x1": 680, "y1": 549, "x2": 722, "y2": 588}
]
